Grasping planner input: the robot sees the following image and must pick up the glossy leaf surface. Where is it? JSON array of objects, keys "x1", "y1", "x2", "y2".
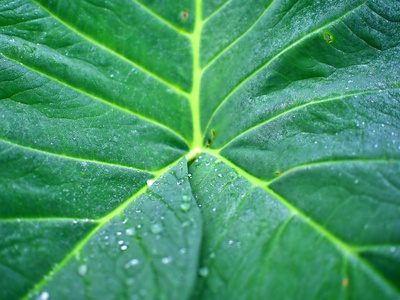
[{"x1": 0, "y1": 0, "x2": 399, "y2": 299}]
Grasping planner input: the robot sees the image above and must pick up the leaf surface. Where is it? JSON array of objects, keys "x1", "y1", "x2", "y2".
[{"x1": 0, "y1": 0, "x2": 399, "y2": 299}]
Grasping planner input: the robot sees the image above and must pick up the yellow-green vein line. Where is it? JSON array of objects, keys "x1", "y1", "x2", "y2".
[
  {"x1": 2, "y1": 52, "x2": 191, "y2": 147},
  {"x1": 202, "y1": 2, "x2": 365, "y2": 135},
  {"x1": 132, "y1": 0, "x2": 191, "y2": 36},
  {"x1": 30, "y1": 0, "x2": 190, "y2": 98}
]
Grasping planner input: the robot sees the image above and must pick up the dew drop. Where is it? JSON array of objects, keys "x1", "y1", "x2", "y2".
[
  {"x1": 121, "y1": 245, "x2": 128, "y2": 251},
  {"x1": 125, "y1": 258, "x2": 140, "y2": 268},
  {"x1": 135, "y1": 208, "x2": 142, "y2": 213},
  {"x1": 151, "y1": 223, "x2": 163, "y2": 234},
  {"x1": 228, "y1": 240, "x2": 234, "y2": 245},
  {"x1": 126, "y1": 228, "x2": 135, "y2": 236},
  {"x1": 179, "y1": 248, "x2": 187, "y2": 255},
  {"x1": 180, "y1": 203, "x2": 191, "y2": 212},
  {"x1": 198, "y1": 267, "x2": 209, "y2": 277},
  {"x1": 116, "y1": 231, "x2": 122, "y2": 236},
  {"x1": 161, "y1": 256, "x2": 172, "y2": 264},
  {"x1": 182, "y1": 195, "x2": 190, "y2": 202},
  {"x1": 176, "y1": 178, "x2": 184, "y2": 185},
  {"x1": 78, "y1": 264, "x2": 87, "y2": 276},
  {"x1": 147, "y1": 179, "x2": 155, "y2": 187},
  {"x1": 122, "y1": 218, "x2": 128, "y2": 224},
  {"x1": 38, "y1": 291, "x2": 50, "y2": 300}
]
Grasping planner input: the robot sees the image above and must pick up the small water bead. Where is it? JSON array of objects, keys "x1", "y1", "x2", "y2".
[
  {"x1": 122, "y1": 218, "x2": 128, "y2": 224},
  {"x1": 198, "y1": 267, "x2": 209, "y2": 277},
  {"x1": 125, "y1": 258, "x2": 140, "y2": 268},
  {"x1": 179, "y1": 248, "x2": 187, "y2": 255},
  {"x1": 116, "y1": 231, "x2": 122, "y2": 236},
  {"x1": 228, "y1": 240, "x2": 234, "y2": 245},
  {"x1": 176, "y1": 178, "x2": 184, "y2": 185},
  {"x1": 182, "y1": 195, "x2": 190, "y2": 202},
  {"x1": 161, "y1": 256, "x2": 172, "y2": 264},
  {"x1": 137, "y1": 224, "x2": 142, "y2": 229},
  {"x1": 135, "y1": 208, "x2": 142, "y2": 213},
  {"x1": 147, "y1": 179, "x2": 155, "y2": 187},
  {"x1": 180, "y1": 203, "x2": 191, "y2": 212},
  {"x1": 121, "y1": 245, "x2": 128, "y2": 251},
  {"x1": 151, "y1": 223, "x2": 163, "y2": 234},
  {"x1": 126, "y1": 228, "x2": 135, "y2": 236},
  {"x1": 78, "y1": 264, "x2": 87, "y2": 276},
  {"x1": 38, "y1": 291, "x2": 50, "y2": 300}
]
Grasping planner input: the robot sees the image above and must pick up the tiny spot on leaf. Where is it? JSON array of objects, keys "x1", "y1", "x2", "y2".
[
  {"x1": 275, "y1": 171, "x2": 280, "y2": 176},
  {"x1": 181, "y1": 10, "x2": 188, "y2": 22},
  {"x1": 206, "y1": 138, "x2": 211, "y2": 147},
  {"x1": 342, "y1": 278, "x2": 349, "y2": 287},
  {"x1": 211, "y1": 129, "x2": 216, "y2": 138},
  {"x1": 323, "y1": 32, "x2": 333, "y2": 44}
]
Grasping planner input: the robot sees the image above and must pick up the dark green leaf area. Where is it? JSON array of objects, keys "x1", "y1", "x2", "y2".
[
  {"x1": 31, "y1": 159, "x2": 202, "y2": 300},
  {"x1": 30, "y1": 0, "x2": 192, "y2": 91},
  {"x1": 201, "y1": 0, "x2": 273, "y2": 67},
  {"x1": 0, "y1": 58, "x2": 188, "y2": 171},
  {"x1": 205, "y1": 29, "x2": 400, "y2": 152},
  {"x1": 220, "y1": 91, "x2": 400, "y2": 180},
  {"x1": 0, "y1": 140, "x2": 152, "y2": 219},
  {"x1": 0, "y1": 0, "x2": 192, "y2": 140},
  {"x1": 270, "y1": 161, "x2": 400, "y2": 290},
  {"x1": 189, "y1": 154, "x2": 399, "y2": 299},
  {"x1": 0, "y1": 221, "x2": 95, "y2": 300},
  {"x1": 200, "y1": 0, "x2": 366, "y2": 130},
  {"x1": 136, "y1": 0, "x2": 195, "y2": 32}
]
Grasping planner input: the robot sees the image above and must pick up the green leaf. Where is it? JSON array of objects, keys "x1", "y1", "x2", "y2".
[{"x1": 0, "y1": 0, "x2": 399, "y2": 299}]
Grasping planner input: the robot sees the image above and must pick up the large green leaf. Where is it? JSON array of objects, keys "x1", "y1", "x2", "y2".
[{"x1": 0, "y1": 0, "x2": 399, "y2": 299}]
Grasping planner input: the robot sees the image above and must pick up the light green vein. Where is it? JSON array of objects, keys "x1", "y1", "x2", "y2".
[
  {"x1": 201, "y1": 0, "x2": 277, "y2": 70},
  {"x1": 189, "y1": 0, "x2": 203, "y2": 149},
  {"x1": 1, "y1": 52, "x2": 190, "y2": 147},
  {"x1": 202, "y1": 1, "x2": 366, "y2": 135},
  {"x1": 30, "y1": 0, "x2": 190, "y2": 98},
  {"x1": 132, "y1": 0, "x2": 191, "y2": 36},
  {"x1": 0, "y1": 138, "x2": 153, "y2": 174},
  {"x1": 266, "y1": 158, "x2": 400, "y2": 185},
  {"x1": 355, "y1": 244, "x2": 400, "y2": 252},
  {"x1": 0, "y1": 217, "x2": 98, "y2": 223},
  {"x1": 212, "y1": 152, "x2": 400, "y2": 296},
  {"x1": 216, "y1": 87, "x2": 400, "y2": 150},
  {"x1": 202, "y1": 0, "x2": 231, "y2": 23},
  {"x1": 21, "y1": 154, "x2": 187, "y2": 300}
]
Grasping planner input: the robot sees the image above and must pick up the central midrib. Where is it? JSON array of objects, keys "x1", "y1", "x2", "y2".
[{"x1": 189, "y1": 0, "x2": 203, "y2": 150}]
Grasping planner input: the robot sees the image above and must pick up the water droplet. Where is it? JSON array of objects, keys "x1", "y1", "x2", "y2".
[
  {"x1": 218, "y1": 174, "x2": 222, "y2": 178},
  {"x1": 176, "y1": 178, "x2": 184, "y2": 185},
  {"x1": 179, "y1": 248, "x2": 187, "y2": 255},
  {"x1": 180, "y1": 203, "x2": 191, "y2": 212},
  {"x1": 198, "y1": 267, "x2": 209, "y2": 277},
  {"x1": 212, "y1": 208, "x2": 216, "y2": 212},
  {"x1": 228, "y1": 240, "x2": 234, "y2": 245},
  {"x1": 118, "y1": 240, "x2": 124, "y2": 245},
  {"x1": 38, "y1": 291, "x2": 50, "y2": 300},
  {"x1": 81, "y1": 162, "x2": 87, "y2": 167},
  {"x1": 137, "y1": 224, "x2": 142, "y2": 229},
  {"x1": 126, "y1": 228, "x2": 135, "y2": 236},
  {"x1": 125, "y1": 258, "x2": 140, "y2": 268},
  {"x1": 135, "y1": 208, "x2": 142, "y2": 213},
  {"x1": 354, "y1": 179, "x2": 359, "y2": 184},
  {"x1": 151, "y1": 223, "x2": 163, "y2": 234},
  {"x1": 390, "y1": 247, "x2": 396, "y2": 253},
  {"x1": 122, "y1": 218, "x2": 128, "y2": 224},
  {"x1": 182, "y1": 195, "x2": 190, "y2": 202},
  {"x1": 121, "y1": 245, "x2": 128, "y2": 251},
  {"x1": 78, "y1": 264, "x2": 87, "y2": 276},
  {"x1": 116, "y1": 231, "x2": 122, "y2": 236},
  {"x1": 147, "y1": 179, "x2": 155, "y2": 187},
  {"x1": 72, "y1": 219, "x2": 78, "y2": 224},
  {"x1": 161, "y1": 256, "x2": 172, "y2": 264}
]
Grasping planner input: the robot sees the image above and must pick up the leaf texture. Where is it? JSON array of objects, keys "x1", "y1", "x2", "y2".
[{"x1": 0, "y1": 0, "x2": 399, "y2": 299}]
